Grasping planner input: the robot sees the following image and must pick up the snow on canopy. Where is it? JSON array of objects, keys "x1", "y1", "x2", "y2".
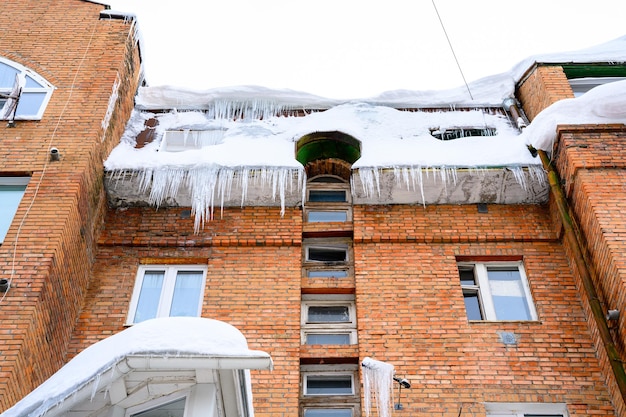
[{"x1": 1, "y1": 317, "x2": 272, "y2": 417}]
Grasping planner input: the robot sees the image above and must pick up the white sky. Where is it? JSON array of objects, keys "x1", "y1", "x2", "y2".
[{"x1": 105, "y1": 0, "x2": 626, "y2": 99}]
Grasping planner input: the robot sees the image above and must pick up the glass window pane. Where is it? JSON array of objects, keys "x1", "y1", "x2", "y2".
[
  {"x1": 308, "y1": 211, "x2": 348, "y2": 222},
  {"x1": 0, "y1": 184, "x2": 26, "y2": 242},
  {"x1": 308, "y1": 247, "x2": 347, "y2": 262},
  {"x1": 308, "y1": 306, "x2": 350, "y2": 322},
  {"x1": 309, "y1": 190, "x2": 346, "y2": 202},
  {"x1": 306, "y1": 333, "x2": 351, "y2": 345},
  {"x1": 459, "y1": 268, "x2": 475, "y2": 286},
  {"x1": 306, "y1": 375, "x2": 352, "y2": 395},
  {"x1": 169, "y1": 271, "x2": 203, "y2": 317},
  {"x1": 131, "y1": 397, "x2": 186, "y2": 417},
  {"x1": 25, "y1": 75, "x2": 44, "y2": 88},
  {"x1": 307, "y1": 270, "x2": 348, "y2": 278},
  {"x1": 16, "y1": 92, "x2": 46, "y2": 117},
  {"x1": 133, "y1": 271, "x2": 164, "y2": 323},
  {"x1": 463, "y1": 293, "x2": 483, "y2": 320},
  {"x1": 305, "y1": 409, "x2": 352, "y2": 417},
  {"x1": 487, "y1": 268, "x2": 532, "y2": 320},
  {"x1": 0, "y1": 62, "x2": 18, "y2": 87}
]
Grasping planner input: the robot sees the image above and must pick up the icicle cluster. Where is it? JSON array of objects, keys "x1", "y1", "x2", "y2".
[
  {"x1": 362, "y1": 357, "x2": 395, "y2": 417},
  {"x1": 354, "y1": 165, "x2": 546, "y2": 206},
  {"x1": 110, "y1": 166, "x2": 305, "y2": 233},
  {"x1": 204, "y1": 99, "x2": 296, "y2": 120}
]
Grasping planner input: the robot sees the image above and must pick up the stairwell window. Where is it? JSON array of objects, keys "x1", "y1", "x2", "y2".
[
  {"x1": 485, "y1": 402, "x2": 567, "y2": 416},
  {"x1": 127, "y1": 265, "x2": 206, "y2": 324},
  {"x1": 0, "y1": 177, "x2": 29, "y2": 243},
  {"x1": 459, "y1": 261, "x2": 537, "y2": 321},
  {"x1": 301, "y1": 295, "x2": 357, "y2": 345},
  {"x1": 0, "y1": 57, "x2": 54, "y2": 120},
  {"x1": 301, "y1": 364, "x2": 360, "y2": 417},
  {"x1": 304, "y1": 179, "x2": 351, "y2": 223}
]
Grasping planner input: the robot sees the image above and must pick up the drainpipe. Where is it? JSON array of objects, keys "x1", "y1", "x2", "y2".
[{"x1": 534, "y1": 147, "x2": 626, "y2": 401}]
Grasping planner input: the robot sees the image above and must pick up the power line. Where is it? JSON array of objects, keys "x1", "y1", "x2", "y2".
[{"x1": 431, "y1": 0, "x2": 474, "y2": 100}]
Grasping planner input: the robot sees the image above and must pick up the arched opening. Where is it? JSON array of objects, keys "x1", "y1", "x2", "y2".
[{"x1": 295, "y1": 131, "x2": 361, "y2": 182}]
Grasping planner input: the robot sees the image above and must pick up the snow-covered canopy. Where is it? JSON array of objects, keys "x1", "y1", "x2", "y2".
[
  {"x1": 1, "y1": 317, "x2": 272, "y2": 417},
  {"x1": 103, "y1": 35, "x2": 625, "y2": 228}
]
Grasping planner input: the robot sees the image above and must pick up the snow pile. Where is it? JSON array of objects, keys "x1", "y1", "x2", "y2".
[
  {"x1": 362, "y1": 357, "x2": 395, "y2": 417},
  {"x1": 523, "y1": 79, "x2": 626, "y2": 151},
  {"x1": 1, "y1": 317, "x2": 271, "y2": 417}
]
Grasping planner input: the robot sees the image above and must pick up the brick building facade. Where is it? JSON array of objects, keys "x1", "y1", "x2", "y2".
[{"x1": 1, "y1": 2, "x2": 626, "y2": 417}]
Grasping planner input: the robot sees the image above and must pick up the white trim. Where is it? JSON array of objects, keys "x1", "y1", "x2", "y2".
[
  {"x1": 0, "y1": 57, "x2": 54, "y2": 120},
  {"x1": 303, "y1": 373, "x2": 355, "y2": 396},
  {"x1": 485, "y1": 402, "x2": 567, "y2": 416},
  {"x1": 459, "y1": 261, "x2": 537, "y2": 321},
  {"x1": 126, "y1": 265, "x2": 207, "y2": 325}
]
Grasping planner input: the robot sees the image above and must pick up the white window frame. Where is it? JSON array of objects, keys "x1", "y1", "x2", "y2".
[
  {"x1": 303, "y1": 373, "x2": 355, "y2": 396},
  {"x1": 300, "y1": 364, "x2": 360, "y2": 417},
  {"x1": 568, "y1": 76, "x2": 626, "y2": 97},
  {"x1": 485, "y1": 402, "x2": 568, "y2": 416},
  {"x1": 301, "y1": 295, "x2": 357, "y2": 345},
  {"x1": 305, "y1": 244, "x2": 350, "y2": 263},
  {"x1": 0, "y1": 57, "x2": 54, "y2": 120},
  {"x1": 126, "y1": 392, "x2": 189, "y2": 417},
  {"x1": 0, "y1": 176, "x2": 29, "y2": 243},
  {"x1": 126, "y1": 264, "x2": 207, "y2": 325},
  {"x1": 459, "y1": 261, "x2": 537, "y2": 321}
]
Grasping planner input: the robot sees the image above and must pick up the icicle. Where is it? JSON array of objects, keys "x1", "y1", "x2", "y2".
[{"x1": 362, "y1": 357, "x2": 394, "y2": 417}]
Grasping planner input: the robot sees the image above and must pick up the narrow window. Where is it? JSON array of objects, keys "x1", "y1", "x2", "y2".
[
  {"x1": 307, "y1": 269, "x2": 349, "y2": 278},
  {"x1": 305, "y1": 374, "x2": 354, "y2": 395},
  {"x1": 301, "y1": 296, "x2": 357, "y2": 345},
  {"x1": 304, "y1": 409, "x2": 353, "y2": 417},
  {"x1": 458, "y1": 262, "x2": 537, "y2": 321},
  {"x1": 0, "y1": 177, "x2": 29, "y2": 243},
  {"x1": 307, "y1": 246, "x2": 348, "y2": 262},
  {"x1": 127, "y1": 265, "x2": 206, "y2": 324}
]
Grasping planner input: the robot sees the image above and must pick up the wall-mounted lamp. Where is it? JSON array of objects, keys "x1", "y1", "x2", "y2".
[
  {"x1": 607, "y1": 309, "x2": 620, "y2": 321},
  {"x1": 0, "y1": 279, "x2": 10, "y2": 293},
  {"x1": 393, "y1": 375, "x2": 411, "y2": 410},
  {"x1": 49, "y1": 147, "x2": 60, "y2": 161}
]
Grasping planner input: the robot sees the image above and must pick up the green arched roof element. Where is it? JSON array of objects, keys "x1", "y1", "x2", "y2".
[{"x1": 296, "y1": 131, "x2": 361, "y2": 166}]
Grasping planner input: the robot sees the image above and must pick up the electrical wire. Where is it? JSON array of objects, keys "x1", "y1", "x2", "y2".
[{"x1": 431, "y1": 0, "x2": 474, "y2": 100}]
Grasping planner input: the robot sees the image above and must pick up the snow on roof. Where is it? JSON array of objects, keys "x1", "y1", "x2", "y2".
[
  {"x1": 1, "y1": 317, "x2": 272, "y2": 417},
  {"x1": 524, "y1": 79, "x2": 626, "y2": 151}
]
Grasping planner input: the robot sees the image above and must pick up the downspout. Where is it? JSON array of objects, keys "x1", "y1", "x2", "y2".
[{"x1": 535, "y1": 147, "x2": 626, "y2": 401}]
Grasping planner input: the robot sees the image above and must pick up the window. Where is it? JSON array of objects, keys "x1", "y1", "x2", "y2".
[
  {"x1": 300, "y1": 365, "x2": 360, "y2": 417},
  {"x1": 305, "y1": 244, "x2": 349, "y2": 263},
  {"x1": 160, "y1": 129, "x2": 226, "y2": 152},
  {"x1": 306, "y1": 269, "x2": 349, "y2": 278},
  {"x1": 304, "y1": 179, "x2": 351, "y2": 223},
  {"x1": 130, "y1": 396, "x2": 186, "y2": 417},
  {"x1": 568, "y1": 76, "x2": 626, "y2": 97},
  {"x1": 485, "y1": 402, "x2": 567, "y2": 416},
  {"x1": 0, "y1": 177, "x2": 29, "y2": 243},
  {"x1": 301, "y1": 295, "x2": 356, "y2": 345},
  {"x1": 0, "y1": 57, "x2": 53, "y2": 120},
  {"x1": 127, "y1": 265, "x2": 206, "y2": 324},
  {"x1": 459, "y1": 262, "x2": 537, "y2": 321}
]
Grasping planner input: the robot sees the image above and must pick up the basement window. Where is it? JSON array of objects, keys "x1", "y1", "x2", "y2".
[
  {"x1": 0, "y1": 177, "x2": 29, "y2": 243},
  {"x1": 459, "y1": 261, "x2": 537, "y2": 321},
  {"x1": 127, "y1": 265, "x2": 206, "y2": 324},
  {"x1": 0, "y1": 57, "x2": 53, "y2": 120},
  {"x1": 430, "y1": 127, "x2": 497, "y2": 141}
]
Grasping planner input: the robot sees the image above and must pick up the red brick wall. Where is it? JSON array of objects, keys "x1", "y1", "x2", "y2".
[
  {"x1": 353, "y1": 204, "x2": 616, "y2": 416},
  {"x1": 0, "y1": 0, "x2": 140, "y2": 410},
  {"x1": 518, "y1": 65, "x2": 574, "y2": 121},
  {"x1": 552, "y1": 125, "x2": 626, "y2": 416},
  {"x1": 70, "y1": 201, "x2": 619, "y2": 416},
  {"x1": 70, "y1": 207, "x2": 304, "y2": 417}
]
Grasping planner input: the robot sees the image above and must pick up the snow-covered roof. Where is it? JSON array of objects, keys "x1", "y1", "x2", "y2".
[{"x1": 1, "y1": 317, "x2": 272, "y2": 417}]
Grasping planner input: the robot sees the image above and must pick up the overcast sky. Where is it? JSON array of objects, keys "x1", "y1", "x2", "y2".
[{"x1": 106, "y1": 0, "x2": 626, "y2": 99}]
